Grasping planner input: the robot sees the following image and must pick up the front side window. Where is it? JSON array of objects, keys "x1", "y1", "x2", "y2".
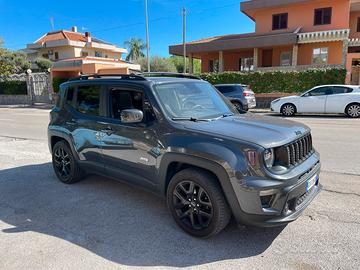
[
  {"x1": 306, "y1": 87, "x2": 332, "y2": 96},
  {"x1": 154, "y1": 82, "x2": 235, "y2": 120},
  {"x1": 314, "y1": 8, "x2": 332, "y2": 25},
  {"x1": 280, "y1": 52, "x2": 292, "y2": 66},
  {"x1": 239, "y1": 57, "x2": 254, "y2": 71},
  {"x1": 273, "y1": 13, "x2": 288, "y2": 30},
  {"x1": 312, "y1": 48, "x2": 328, "y2": 64},
  {"x1": 76, "y1": 85, "x2": 101, "y2": 116}
]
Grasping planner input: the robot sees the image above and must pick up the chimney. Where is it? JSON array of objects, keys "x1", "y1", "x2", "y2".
[
  {"x1": 85, "y1": 31, "x2": 91, "y2": 42},
  {"x1": 71, "y1": 26, "x2": 77, "y2": 32}
]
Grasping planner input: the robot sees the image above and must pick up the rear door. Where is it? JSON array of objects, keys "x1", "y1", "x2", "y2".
[
  {"x1": 298, "y1": 86, "x2": 332, "y2": 113},
  {"x1": 67, "y1": 84, "x2": 108, "y2": 171},
  {"x1": 100, "y1": 84, "x2": 160, "y2": 191},
  {"x1": 326, "y1": 86, "x2": 354, "y2": 113}
]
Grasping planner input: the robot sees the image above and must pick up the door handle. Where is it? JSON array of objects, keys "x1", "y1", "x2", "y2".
[{"x1": 101, "y1": 127, "x2": 115, "y2": 136}]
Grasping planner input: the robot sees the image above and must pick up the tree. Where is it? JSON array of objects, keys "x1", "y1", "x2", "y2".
[
  {"x1": 35, "y1": 57, "x2": 53, "y2": 71},
  {"x1": 0, "y1": 49, "x2": 31, "y2": 75},
  {"x1": 169, "y1": 55, "x2": 201, "y2": 74},
  {"x1": 0, "y1": 37, "x2": 3, "y2": 48},
  {"x1": 136, "y1": 56, "x2": 177, "y2": 72},
  {"x1": 124, "y1": 38, "x2": 146, "y2": 62}
]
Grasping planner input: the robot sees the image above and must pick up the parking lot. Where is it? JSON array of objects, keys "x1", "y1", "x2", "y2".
[{"x1": 0, "y1": 107, "x2": 359, "y2": 270}]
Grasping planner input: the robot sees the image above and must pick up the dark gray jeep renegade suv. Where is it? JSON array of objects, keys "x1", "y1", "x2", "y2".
[{"x1": 48, "y1": 73, "x2": 321, "y2": 238}]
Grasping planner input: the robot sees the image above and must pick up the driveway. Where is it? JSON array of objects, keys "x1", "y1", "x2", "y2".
[{"x1": 0, "y1": 108, "x2": 359, "y2": 270}]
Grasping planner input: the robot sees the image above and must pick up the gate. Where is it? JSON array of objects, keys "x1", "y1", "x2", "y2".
[{"x1": 30, "y1": 72, "x2": 52, "y2": 103}]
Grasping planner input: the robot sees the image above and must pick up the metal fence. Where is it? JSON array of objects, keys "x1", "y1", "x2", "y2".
[{"x1": 0, "y1": 72, "x2": 53, "y2": 105}]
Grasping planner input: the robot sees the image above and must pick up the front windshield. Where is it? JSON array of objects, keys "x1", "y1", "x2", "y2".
[{"x1": 154, "y1": 81, "x2": 236, "y2": 120}]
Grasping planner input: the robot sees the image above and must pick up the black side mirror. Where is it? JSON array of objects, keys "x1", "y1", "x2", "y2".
[{"x1": 121, "y1": 109, "x2": 143, "y2": 123}]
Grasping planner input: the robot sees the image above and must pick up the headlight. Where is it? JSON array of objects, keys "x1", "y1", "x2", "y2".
[
  {"x1": 272, "y1": 99, "x2": 280, "y2": 104},
  {"x1": 264, "y1": 149, "x2": 275, "y2": 169}
]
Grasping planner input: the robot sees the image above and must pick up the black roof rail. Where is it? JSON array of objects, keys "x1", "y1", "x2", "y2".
[
  {"x1": 68, "y1": 73, "x2": 147, "y2": 81},
  {"x1": 142, "y1": 72, "x2": 202, "y2": 80}
]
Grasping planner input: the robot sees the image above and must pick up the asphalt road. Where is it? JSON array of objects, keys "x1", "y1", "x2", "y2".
[{"x1": 0, "y1": 107, "x2": 359, "y2": 270}]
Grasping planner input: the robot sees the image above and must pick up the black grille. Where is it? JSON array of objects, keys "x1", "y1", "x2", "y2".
[{"x1": 275, "y1": 133, "x2": 314, "y2": 167}]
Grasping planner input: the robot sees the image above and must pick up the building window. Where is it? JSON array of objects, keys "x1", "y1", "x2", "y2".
[
  {"x1": 272, "y1": 13, "x2": 288, "y2": 30},
  {"x1": 95, "y1": 51, "x2": 102, "y2": 57},
  {"x1": 42, "y1": 53, "x2": 49, "y2": 59},
  {"x1": 312, "y1": 48, "x2": 328, "y2": 64},
  {"x1": 81, "y1": 51, "x2": 89, "y2": 57},
  {"x1": 357, "y1": 17, "x2": 360, "y2": 32},
  {"x1": 280, "y1": 52, "x2": 292, "y2": 66},
  {"x1": 209, "y1": 59, "x2": 219, "y2": 73},
  {"x1": 239, "y1": 57, "x2": 254, "y2": 71},
  {"x1": 314, "y1": 8, "x2": 332, "y2": 25},
  {"x1": 54, "y1": 52, "x2": 59, "y2": 60}
]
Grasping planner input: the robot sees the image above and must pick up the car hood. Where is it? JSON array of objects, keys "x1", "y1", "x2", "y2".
[
  {"x1": 183, "y1": 113, "x2": 310, "y2": 149},
  {"x1": 275, "y1": 95, "x2": 299, "y2": 102}
]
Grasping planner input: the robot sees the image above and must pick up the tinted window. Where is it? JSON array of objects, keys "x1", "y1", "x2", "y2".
[
  {"x1": 76, "y1": 85, "x2": 101, "y2": 116},
  {"x1": 66, "y1": 87, "x2": 74, "y2": 106},
  {"x1": 332, "y1": 86, "x2": 353, "y2": 94},
  {"x1": 308, "y1": 87, "x2": 332, "y2": 96},
  {"x1": 273, "y1": 13, "x2": 288, "y2": 30},
  {"x1": 216, "y1": 86, "x2": 236, "y2": 94},
  {"x1": 314, "y1": 8, "x2": 332, "y2": 25},
  {"x1": 357, "y1": 17, "x2": 360, "y2": 32}
]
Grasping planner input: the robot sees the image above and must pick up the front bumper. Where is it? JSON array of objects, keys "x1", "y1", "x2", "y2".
[{"x1": 229, "y1": 154, "x2": 321, "y2": 227}]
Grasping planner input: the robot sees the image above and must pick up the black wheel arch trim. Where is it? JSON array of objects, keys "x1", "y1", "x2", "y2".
[
  {"x1": 158, "y1": 152, "x2": 247, "y2": 223},
  {"x1": 48, "y1": 129, "x2": 80, "y2": 161}
]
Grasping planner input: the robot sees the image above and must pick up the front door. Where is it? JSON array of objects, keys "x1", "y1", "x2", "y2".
[
  {"x1": 101, "y1": 85, "x2": 160, "y2": 191},
  {"x1": 262, "y1": 49, "x2": 273, "y2": 67},
  {"x1": 298, "y1": 86, "x2": 332, "y2": 113}
]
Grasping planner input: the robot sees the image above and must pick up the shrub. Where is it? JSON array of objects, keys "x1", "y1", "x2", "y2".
[
  {"x1": 52, "y1": 77, "x2": 68, "y2": 93},
  {"x1": 35, "y1": 58, "x2": 53, "y2": 71},
  {"x1": 0, "y1": 80, "x2": 27, "y2": 95},
  {"x1": 200, "y1": 68, "x2": 347, "y2": 93}
]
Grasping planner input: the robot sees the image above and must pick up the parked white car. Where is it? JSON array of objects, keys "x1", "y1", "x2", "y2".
[{"x1": 271, "y1": 85, "x2": 360, "y2": 118}]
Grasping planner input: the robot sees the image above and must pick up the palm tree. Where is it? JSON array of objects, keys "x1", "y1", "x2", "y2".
[{"x1": 124, "y1": 38, "x2": 146, "y2": 62}]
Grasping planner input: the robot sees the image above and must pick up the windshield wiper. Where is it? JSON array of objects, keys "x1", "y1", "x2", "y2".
[{"x1": 172, "y1": 117, "x2": 210, "y2": 122}]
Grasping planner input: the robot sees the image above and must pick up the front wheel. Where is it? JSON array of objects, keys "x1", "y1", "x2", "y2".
[
  {"x1": 345, "y1": 103, "x2": 360, "y2": 118},
  {"x1": 167, "y1": 169, "x2": 231, "y2": 238},
  {"x1": 281, "y1": 103, "x2": 296, "y2": 117}
]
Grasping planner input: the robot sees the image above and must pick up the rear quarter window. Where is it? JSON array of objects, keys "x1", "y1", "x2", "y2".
[
  {"x1": 76, "y1": 85, "x2": 101, "y2": 116},
  {"x1": 216, "y1": 86, "x2": 236, "y2": 94}
]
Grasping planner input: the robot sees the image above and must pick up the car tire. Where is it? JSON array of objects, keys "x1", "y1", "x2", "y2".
[
  {"x1": 52, "y1": 140, "x2": 84, "y2": 184},
  {"x1": 345, "y1": 103, "x2": 360, "y2": 118},
  {"x1": 281, "y1": 103, "x2": 296, "y2": 117},
  {"x1": 232, "y1": 101, "x2": 244, "y2": 112},
  {"x1": 167, "y1": 168, "x2": 231, "y2": 238}
]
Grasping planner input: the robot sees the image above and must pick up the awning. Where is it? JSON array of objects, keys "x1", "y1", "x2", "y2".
[{"x1": 169, "y1": 30, "x2": 298, "y2": 56}]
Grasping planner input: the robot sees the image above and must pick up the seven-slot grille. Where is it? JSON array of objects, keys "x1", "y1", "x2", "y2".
[{"x1": 275, "y1": 133, "x2": 314, "y2": 167}]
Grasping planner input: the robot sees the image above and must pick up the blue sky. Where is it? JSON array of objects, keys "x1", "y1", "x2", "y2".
[{"x1": 0, "y1": 0, "x2": 254, "y2": 57}]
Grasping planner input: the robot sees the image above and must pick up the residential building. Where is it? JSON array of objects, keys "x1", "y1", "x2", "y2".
[
  {"x1": 169, "y1": 0, "x2": 360, "y2": 84},
  {"x1": 26, "y1": 26, "x2": 140, "y2": 78}
]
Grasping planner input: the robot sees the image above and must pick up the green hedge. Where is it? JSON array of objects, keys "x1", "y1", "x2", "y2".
[
  {"x1": 200, "y1": 68, "x2": 347, "y2": 93},
  {"x1": 0, "y1": 81, "x2": 27, "y2": 95},
  {"x1": 52, "y1": 77, "x2": 68, "y2": 93}
]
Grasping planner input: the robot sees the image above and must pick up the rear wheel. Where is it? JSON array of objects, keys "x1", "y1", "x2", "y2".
[
  {"x1": 232, "y1": 101, "x2": 244, "y2": 112},
  {"x1": 167, "y1": 169, "x2": 231, "y2": 238},
  {"x1": 52, "y1": 141, "x2": 84, "y2": 184},
  {"x1": 281, "y1": 103, "x2": 296, "y2": 117},
  {"x1": 345, "y1": 103, "x2": 360, "y2": 118}
]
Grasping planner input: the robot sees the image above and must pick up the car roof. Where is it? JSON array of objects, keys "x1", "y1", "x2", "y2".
[
  {"x1": 313, "y1": 84, "x2": 359, "y2": 88},
  {"x1": 146, "y1": 76, "x2": 204, "y2": 84}
]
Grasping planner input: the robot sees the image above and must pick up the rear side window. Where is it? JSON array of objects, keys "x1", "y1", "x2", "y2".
[
  {"x1": 76, "y1": 85, "x2": 101, "y2": 116},
  {"x1": 332, "y1": 86, "x2": 353, "y2": 94},
  {"x1": 216, "y1": 86, "x2": 235, "y2": 94}
]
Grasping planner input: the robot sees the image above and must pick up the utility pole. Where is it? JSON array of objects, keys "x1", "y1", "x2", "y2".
[
  {"x1": 144, "y1": 0, "x2": 151, "y2": 72},
  {"x1": 182, "y1": 7, "x2": 186, "y2": 74}
]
